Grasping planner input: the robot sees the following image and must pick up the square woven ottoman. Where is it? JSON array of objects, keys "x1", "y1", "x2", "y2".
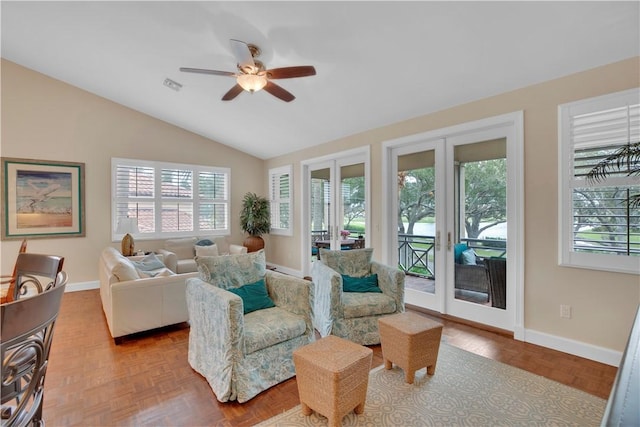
[
  {"x1": 378, "y1": 312, "x2": 443, "y2": 384},
  {"x1": 293, "y1": 335, "x2": 373, "y2": 427}
]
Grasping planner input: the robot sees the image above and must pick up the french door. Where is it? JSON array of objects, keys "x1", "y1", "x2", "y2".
[
  {"x1": 384, "y1": 113, "x2": 523, "y2": 333},
  {"x1": 302, "y1": 149, "x2": 369, "y2": 276}
]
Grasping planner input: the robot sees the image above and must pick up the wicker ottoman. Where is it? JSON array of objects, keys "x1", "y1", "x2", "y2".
[
  {"x1": 378, "y1": 312, "x2": 443, "y2": 384},
  {"x1": 293, "y1": 335, "x2": 373, "y2": 427}
]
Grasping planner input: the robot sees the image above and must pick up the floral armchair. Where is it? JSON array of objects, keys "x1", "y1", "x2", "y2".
[
  {"x1": 185, "y1": 250, "x2": 314, "y2": 403},
  {"x1": 312, "y1": 248, "x2": 405, "y2": 345}
]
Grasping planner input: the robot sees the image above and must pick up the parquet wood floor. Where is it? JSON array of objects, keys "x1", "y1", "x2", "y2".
[{"x1": 43, "y1": 290, "x2": 617, "y2": 426}]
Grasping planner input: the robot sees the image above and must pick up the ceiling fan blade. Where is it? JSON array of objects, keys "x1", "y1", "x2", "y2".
[
  {"x1": 266, "y1": 66, "x2": 316, "y2": 79},
  {"x1": 222, "y1": 84, "x2": 244, "y2": 101},
  {"x1": 179, "y1": 67, "x2": 235, "y2": 77},
  {"x1": 263, "y1": 81, "x2": 295, "y2": 102},
  {"x1": 229, "y1": 39, "x2": 255, "y2": 70}
]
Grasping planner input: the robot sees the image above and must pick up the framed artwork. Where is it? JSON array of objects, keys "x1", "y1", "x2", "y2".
[{"x1": 1, "y1": 157, "x2": 85, "y2": 240}]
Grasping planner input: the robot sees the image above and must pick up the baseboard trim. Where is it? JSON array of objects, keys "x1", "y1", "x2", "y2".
[
  {"x1": 66, "y1": 280, "x2": 99, "y2": 293},
  {"x1": 524, "y1": 328, "x2": 622, "y2": 367}
]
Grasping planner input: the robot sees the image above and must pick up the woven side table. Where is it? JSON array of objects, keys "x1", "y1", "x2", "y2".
[
  {"x1": 293, "y1": 335, "x2": 373, "y2": 427},
  {"x1": 378, "y1": 312, "x2": 443, "y2": 384}
]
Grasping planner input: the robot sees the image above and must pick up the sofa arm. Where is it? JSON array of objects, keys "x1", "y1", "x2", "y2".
[
  {"x1": 371, "y1": 261, "x2": 405, "y2": 312},
  {"x1": 156, "y1": 249, "x2": 178, "y2": 273},
  {"x1": 265, "y1": 271, "x2": 313, "y2": 336},
  {"x1": 229, "y1": 244, "x2": 248, "y2": 255},
  {"x1": 185, "y1": 277, "x2": 244, "y2": 402}
]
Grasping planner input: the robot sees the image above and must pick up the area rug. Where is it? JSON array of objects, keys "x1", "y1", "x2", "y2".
[{"x1": 256, "y1": 343, "x2": 606, "y2": 426}]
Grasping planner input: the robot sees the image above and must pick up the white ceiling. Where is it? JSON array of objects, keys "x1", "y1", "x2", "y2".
[{"x1": 2, "y1": 1, "x2": 639, "y2": 159}]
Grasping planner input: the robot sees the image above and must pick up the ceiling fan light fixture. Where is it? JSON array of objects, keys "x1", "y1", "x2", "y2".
[{"x1": 237, "y1": 73, "x2": 267, "y2": 93}]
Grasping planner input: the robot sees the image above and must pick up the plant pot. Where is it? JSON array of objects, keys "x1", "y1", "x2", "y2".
[{"x1": 243, "y1": 235, "x2": 265, "y2": 253}]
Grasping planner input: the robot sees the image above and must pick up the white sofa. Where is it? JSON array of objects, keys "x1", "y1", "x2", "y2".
[
  {"x1": 157, "y1": 236, "x2": 247, "y2": 274},
  {"x1": 99, "y1": 246, "x2": 198, "y2": 343}
]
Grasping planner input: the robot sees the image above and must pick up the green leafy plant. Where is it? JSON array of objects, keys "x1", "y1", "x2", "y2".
[
  {"x1": 240, "y1": 192, "x2": 271, "y2": 237},
  {"x1": 586, "y1": 141, "x2": 640, "y2": 208}
]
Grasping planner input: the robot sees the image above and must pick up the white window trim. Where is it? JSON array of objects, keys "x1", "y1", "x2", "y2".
[
  {"x1": 111, "y1": 158, "x2": 231, "y2": 240},
  {"x1": 558, "y1": 88, "x2": 640, "y2": 275},
  {"x1": 268, "y1": 164, "x2": 293, "y2": 236}
]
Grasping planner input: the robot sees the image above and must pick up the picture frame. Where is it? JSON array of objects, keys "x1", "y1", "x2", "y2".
[{"x1": 1, "y1": 157, "x2": 85, "y2": 240}]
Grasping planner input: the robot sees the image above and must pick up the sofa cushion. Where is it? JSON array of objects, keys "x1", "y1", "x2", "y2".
[
  {"x1": 196, "y1": 250, "x2": 266, "y2": 290},
  {"x1": 176, "y1": 259, "x2": 197, "y2": 274},
  {"x1": 242, "y1": 306, "x2": 306, "y2": 355},
  {"x1": 165, "y1": 237, "x2": 197, "y2": 259},
  {"x1": 319, "y1": 248, "x2": 373, "y2": 277},
  {"x1": 195, "y1": 244, "x2": 218, "y2": 257}
]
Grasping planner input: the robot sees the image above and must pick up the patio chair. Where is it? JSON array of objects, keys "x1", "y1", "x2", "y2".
[{"x1": 485, "y1": 258, "x2": 507, "y2": 309}]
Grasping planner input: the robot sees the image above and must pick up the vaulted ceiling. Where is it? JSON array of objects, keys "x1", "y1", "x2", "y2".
[{"x1": 2, "y1": 1, "x2": 639, "y2": 159}]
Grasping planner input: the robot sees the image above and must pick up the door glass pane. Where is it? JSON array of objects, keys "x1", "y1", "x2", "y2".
[
  {"x1": 310, "y1": 168, "x2": 331, "y2": 261},
  {"x1": 340, "y1": 163, "x2": 366, "y2": 250},
  {"x1": 453, "y1": 138, "x2": 507, "y2": 308},
  {"x1": 397, "y1": 150, "x2": 436, "y2": 295}
]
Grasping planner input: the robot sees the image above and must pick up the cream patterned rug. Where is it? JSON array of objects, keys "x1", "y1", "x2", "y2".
[{"x1": 256, "y1": 343, "x2": 606, "y2": 426}]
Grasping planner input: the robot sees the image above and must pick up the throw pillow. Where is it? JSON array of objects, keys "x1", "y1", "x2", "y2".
[
  {"x1": 461, "y1": 248, "x2": 477, "y2": 265},
  {"x1": 195, "y1": 249, "x2": 266, "y2": 289},
  {"x1": 342, "y1": 274, "x2": 382, "y2": 293},
  {"x1": 227, "y1": 278, "x2": 275, "y2": 314},
  {"x1": 454, "y1": 243, "x2": 469, "y2": 264},
  {"x1": 195, "y1": 244, "x2": 218, "y2": 257},
  {"x1": 112, "y1": 260, "x2": 140, "y2": 282},
  {"x1": 165, "y1": 237, "x2": 197, "y2": 259},
  {"x1": 130, "y1": 253, "x2": 165, "y2": 271},
  {"x1": 196, "y1": 239, "x2": 214, "y2": 246},
  {"x1": 319, "y1": 248, "x2": 373, "y2": 277}
]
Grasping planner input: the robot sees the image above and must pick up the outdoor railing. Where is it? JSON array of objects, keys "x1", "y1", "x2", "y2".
[{"x1": 398, "y1": 234, "x2": 507, "y2": 278}]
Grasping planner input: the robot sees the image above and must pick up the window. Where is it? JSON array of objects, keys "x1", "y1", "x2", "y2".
[
  {"x1": 559, "y1": 88, "x2": 640, "y2": 274},
  {"x1": 268, "y1": 165, "x2": 292, "y2": 236},
  {"x1": 112, "y1": 158, "x2": 230, "y2": 240}
]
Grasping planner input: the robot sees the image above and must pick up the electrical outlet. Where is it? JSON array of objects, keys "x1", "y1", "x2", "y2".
[{"x1": 560, "y1": 304, "x2": 572, "y2": 319}]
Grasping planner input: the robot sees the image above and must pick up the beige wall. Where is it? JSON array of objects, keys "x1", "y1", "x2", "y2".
[
  {"x1": 265, "y1": 57, "x2": 640, "y2": 353},
  {"x1": 1, "y1": 59, "x2": 264, "y2": 282}
]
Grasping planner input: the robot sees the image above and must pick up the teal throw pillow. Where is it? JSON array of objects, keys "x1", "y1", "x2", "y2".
[
  {"x1": 454, "y1": 243, "x2": 468, "y2": 264},
  {"x1": 341, "y1": 274, "x2": 382, "y2": 293},
  {"x1": 227, "y1": 278, "x2": 275, "y2": 314},
  {"x1": 196, "y1": 239, "x2": 214, "y2": 246}
]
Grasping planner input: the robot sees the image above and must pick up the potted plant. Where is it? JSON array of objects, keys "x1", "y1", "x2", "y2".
[
  {"x1": 240, "y1": 192, "x2": 271, "y2": 252},
  {"x1": 586, "y1": 141, "x2": 640, "y2": 207}
]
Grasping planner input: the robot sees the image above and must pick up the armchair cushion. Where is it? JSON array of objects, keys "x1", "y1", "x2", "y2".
[
  {"x1": 243, "y1": 306, "x2": 307, "y2": 354},
  {"x1": 342, "y1": 292, "x2": 397, "y2": 318},
  {"x1": 341, "y1": 273, "x2": 382, "y2": 293},
  {"x1": 319, "y1": 248, "x2": 373, "y2": 277},
  {"x1": 227, "y1": 278, "x2": 275, "y2": 314}
]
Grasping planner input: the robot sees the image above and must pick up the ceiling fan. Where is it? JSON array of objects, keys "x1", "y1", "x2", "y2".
[{"x1": 180, "y1": 39, "x2": 316, "y2": 102}]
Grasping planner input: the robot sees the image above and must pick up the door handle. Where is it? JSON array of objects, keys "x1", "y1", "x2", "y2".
[{"x1": 447, "y1": 232, "x2": 452, "y2": 251}]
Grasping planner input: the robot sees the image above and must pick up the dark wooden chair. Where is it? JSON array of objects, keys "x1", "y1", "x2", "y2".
[
  {"x1": 485, "y1": 258, "x2": 507, "y2": 309},
  {"x1": 1, "y1": 270, "x2": 67, "y2": 426}
]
